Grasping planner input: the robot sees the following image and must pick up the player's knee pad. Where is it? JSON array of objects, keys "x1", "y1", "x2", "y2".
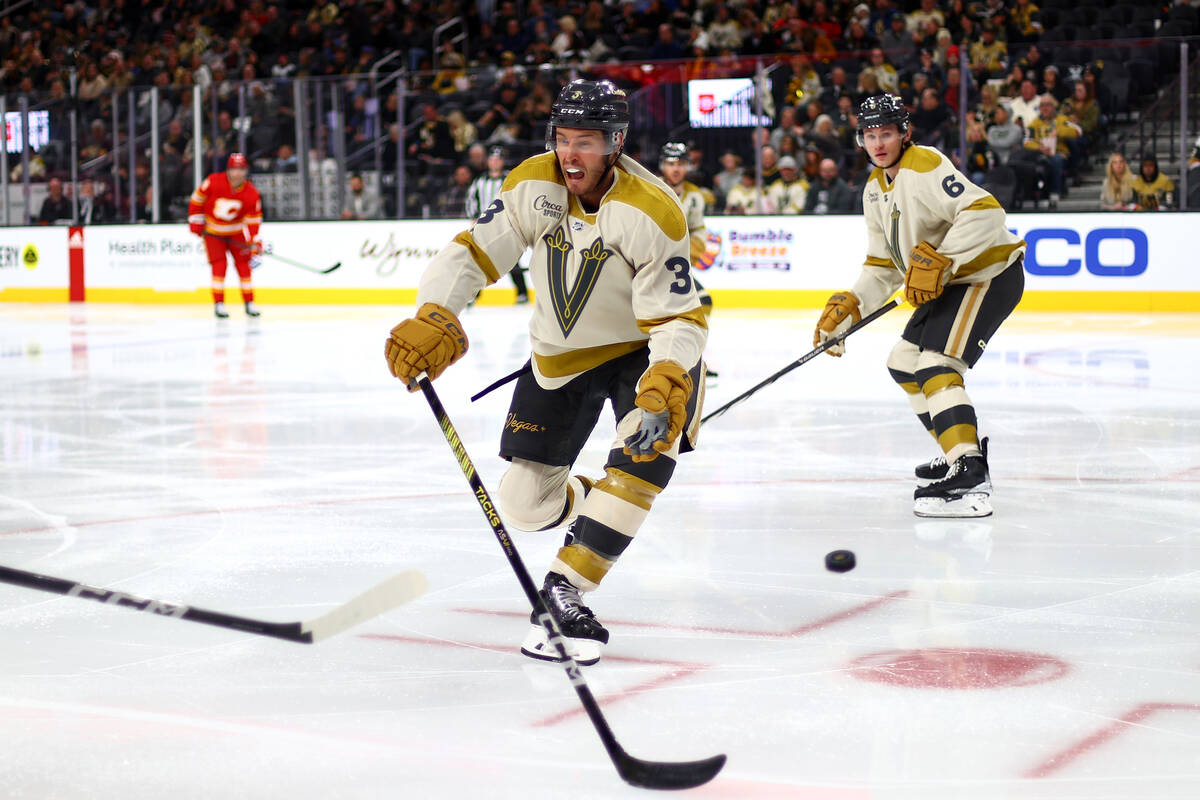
[
  {"x1": 497, "y1": 459, "x2": 571, "y2": 532},
  {"x1": 914, "y1": 350, "x2": 969, "y2": 399},
  {"x1": 886, "y1": 340, "x2": 921, "y2": 394}
]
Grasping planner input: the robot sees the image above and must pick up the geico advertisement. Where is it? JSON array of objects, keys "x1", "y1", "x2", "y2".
[
  {"x1": 83, "y1": 221, "x2": 467, "y2": 289},
  {"x1": 0, "y1": 227, "x2": 69, "y2": 288},
  {"x1": 696, "y1": 214, "x2": 1197, "y2": 292}
]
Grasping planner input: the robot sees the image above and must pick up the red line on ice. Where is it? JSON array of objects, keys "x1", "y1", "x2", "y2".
[
  {"x1": 1025, "y1": 702, "x2": 1200, "y2": 778},
  {"x1": 454, "y1": 590, "x2": 909, "y2": 639}
]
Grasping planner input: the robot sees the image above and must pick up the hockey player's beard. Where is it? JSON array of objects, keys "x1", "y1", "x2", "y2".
[{"x1": 560, "y1": 151, "x2": 620, "y2": 209}]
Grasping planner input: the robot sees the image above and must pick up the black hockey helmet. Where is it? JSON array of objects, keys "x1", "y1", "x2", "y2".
[
  {"x1": 546, "y1": 79, "x2": 631, "y2": 153},
  {"x1": 659, "y1": 141, "x2": 688, "y2": 165},
  {"x1": 855, "y1": 93, "x2": 909, "y2": 148}
]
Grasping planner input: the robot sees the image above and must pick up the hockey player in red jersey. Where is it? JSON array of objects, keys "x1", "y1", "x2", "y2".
[{"x1": 189, "y1": 153, "x2": 264, "y2": 318}]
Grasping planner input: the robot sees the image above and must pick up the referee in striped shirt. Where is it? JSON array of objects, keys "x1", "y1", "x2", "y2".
[{"x1": 466, "y1": 147, "x2": 529, "y2": 303}]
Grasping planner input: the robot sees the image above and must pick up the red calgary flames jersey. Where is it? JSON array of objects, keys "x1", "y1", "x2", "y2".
[{"x1": 188, "y1": 172, "x2": 263, "y2": 238}]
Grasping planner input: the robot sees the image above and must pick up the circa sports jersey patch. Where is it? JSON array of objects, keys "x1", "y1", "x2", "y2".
[
  {"x1": 534, "y1": 194, "x2": 565, "y2": 218},
  {"x1": 542, "y1": 226, "x2": 611, "y2": 338}
]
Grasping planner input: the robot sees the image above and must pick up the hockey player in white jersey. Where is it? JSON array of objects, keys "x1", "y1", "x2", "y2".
[
  {"x1": 659, "y1": 141, "x2": 716, "y2": 377},
  {"x1": 814, "y1": 94, "x2": 1025, "y2": 518},
  {"x1": 384, "y1": 80, "x2": 708, "y2": 663}
]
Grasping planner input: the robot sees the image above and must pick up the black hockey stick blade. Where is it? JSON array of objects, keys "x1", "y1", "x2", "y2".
[
  {"x1": 0, "y1": 563, "x2": 426, "y2": 644},
  {"x1": 412, "y1": 375, "x2": 726, "y2": 790},
  {"x1": 616, "y1": 750, "x2": 728, "y2": 791},
  {"x1": 701, "y1": 298, "x2": 900, "y2": 425}
]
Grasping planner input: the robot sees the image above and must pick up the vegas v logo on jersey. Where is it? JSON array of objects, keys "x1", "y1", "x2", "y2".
[{"x1": 542, "y1": 226, "x2": 612, "y2": 338}]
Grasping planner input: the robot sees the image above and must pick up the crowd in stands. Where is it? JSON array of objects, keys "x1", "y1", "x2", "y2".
[{"x1": 4, "y1": 0, "x2": 1198, "y2": 224}]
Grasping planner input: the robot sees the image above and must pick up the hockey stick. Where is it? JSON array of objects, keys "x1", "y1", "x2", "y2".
[
  {"x1": 0, "y1": 563, "x2": 427, "y2": 644},
  {"x1": 701, "y1": 299, "x2": 901, "y2": 425},
  {"x1": 205, "y1": 234, "x2": 342, "y2": 274},
  {"x1": 412, "y1": 374, "x2": 726, "y2": 790}
]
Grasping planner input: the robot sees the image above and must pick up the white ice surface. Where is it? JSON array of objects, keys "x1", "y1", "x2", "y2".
[{"x1": 1, "y1": 303, "x2": 1198, "y2": 799}]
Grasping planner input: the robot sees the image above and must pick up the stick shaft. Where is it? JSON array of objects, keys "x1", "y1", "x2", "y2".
[
  {"x1": 701, "y1": 299, "x2": 899, "y2": 424},
  {"x1": 0, "y1": 564, "x2": 309, "y2": 642}
]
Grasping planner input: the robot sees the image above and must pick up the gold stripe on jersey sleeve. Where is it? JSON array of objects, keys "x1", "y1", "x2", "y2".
[
  {"x1": 954, "y1": 241, "x2": 1025, "y2": 279},
  {"x1": 534, "y1": 340, "x2": 647, "y2": 378},
  {"x1": 501, "y1": 151, "x2": 563, "y2": 192},
  {"x1": 607, "y1": 166, "x2": 688, "y2": 242},
  {"x1": 636, "y1": 306, "x2": 709, "y2": 334},
  {"x1": 864, "y1": 255, "x2": 893, "y2": 268},
  {"x1": 964, "y1": 196, "x2": 1002, "y2": 211},
  {"x1": 452, "y1": 231, "x2": 500, "y2": 284}
]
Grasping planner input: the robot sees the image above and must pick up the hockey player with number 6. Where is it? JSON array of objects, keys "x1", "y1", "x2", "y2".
[
  {"x1": 814, "y1": 94, "x2": 1025, "y2": 518},
  {"x1": 383, "y1": 80, "x2": 708, "y2": 664}
]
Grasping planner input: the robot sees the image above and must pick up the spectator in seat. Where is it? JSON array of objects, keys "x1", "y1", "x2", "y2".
[
  {"x1": 77, "y1": 180, "x2": 115, "y2": 225},
  {"x1": 770, "y1": 106, "x2": 805, "y2": 154},
  {"x1": 725, "y1": 169, "x2": 773, "y2": 214},
  {"x1": 273, "y1": 144, "x2": 298, "y2": 173},
  {"x1": 714, "y1": 149, "x2": 745, "y2": 208},
  {"x1": 1008, "y1": 78, "x2": 1042, "y2": 130},
  {"x1": 1062, "y1": 81, "x2": 1101, "y2": 157},
  {"x1": 999, "y1": 64, "x2": 1026, "y2": 102},
  {"x1": 911, "y1": 87, "x2": 952, "y2": 149},
  {"x1": 649, "y1": 23, "x2": 684, "y2": 60},
  {"x1": 37, "y1": 178, "x2": 72, "y2": 224},
  {"x1": 767, "y1": 155, "x2": 809, "y2": 214},
  {"x1": 1131, "y1": 155, "x2": 1175, "y2": 211},
  {"x1": 1024, "y1": 95, "x2": 1080, "y2": 207},
  {"x1": 880, "y1": 13, "x2": 911, "y2": 56},
  {"x1": 821, "y1": 67, "x2": 855, "y2": 110},
  {"x1": 760, "y1": 145, "x2": 781, "y2": 186},
  {"x1": 1100, "y1": 153, "x2": 1137, "y2": 211},
  {"x1": 437, "y1": 164, "x2": 475, "y2": 217},
  {"x1": 804, "y1": 158, "x2": 854, "y2": 213},
  {"x1": 908, "y1": 0, "x2": 945, "y2": 34},
  {"x1": 342, "y1": 174, "x2": 382, "y2": 220},
  {"x1": 409, "y1": 103, "x2": 456, "y2": 167},
  {"x1": 986, "y1": 104, "x2": 1023, "y2": 165},
  {"x1": 808, "y1": 114, "x2": 844, "y2": 165},
  {"x1": 1041, "y1": 65, "x2": 1069, "y2": 104},
  {"x1": 969, "y1": 23, "x2": 1007, "y2": 82},
  {"x1": 856, "y1": 70, "x2": 882, "y2": 105},
  {"x1": 862, "y1": 48, "x2": 900, "y2": 93}
]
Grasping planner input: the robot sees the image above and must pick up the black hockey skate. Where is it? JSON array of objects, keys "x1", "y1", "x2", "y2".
[
  {"x1": 913, "y1": 448, "x2": 993, "y2": 518},
  {"x1": 520, "y1": 572, "x2": 609, "y2": 666},
  {"x1": 213, "y1": 301, "x2": 229, "y2": 319},
  {"x1": 915, "y1": 437, "x2": 988, "y2": 487}
]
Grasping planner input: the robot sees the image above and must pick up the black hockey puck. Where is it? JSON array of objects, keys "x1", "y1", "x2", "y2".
[{"x1": 825, "y1": 550, "x2": 856, "y2": 573}]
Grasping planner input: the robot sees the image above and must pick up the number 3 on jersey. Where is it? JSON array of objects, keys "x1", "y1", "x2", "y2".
[{"x1": 665, "y1": 256, "x2": 692, "y2": 295}]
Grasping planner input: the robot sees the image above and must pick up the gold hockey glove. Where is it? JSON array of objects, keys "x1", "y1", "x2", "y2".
[
  {"x1": 814, "y1": 291, "x2": 861, "y2": 357},
  {"x1": 905, "y1": 241, "x2": 953, "y2": 306},
  {"x1": 624, "y1": 361, "x2": 693, "y2": 462},
  {"x1": 384, "y1": 303, "x2": 468, "y2": 389}
]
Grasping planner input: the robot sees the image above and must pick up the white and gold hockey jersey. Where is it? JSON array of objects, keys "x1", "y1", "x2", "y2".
[
  {"x1": 851, "y1": 145, "x2": 1026, "y2": 312},
  {"x1": 416, "y1": 152, "x2": 708, "y2": 389},
  {"x1": 673, "y1": 180, "x2": 708, "y2": 265}
]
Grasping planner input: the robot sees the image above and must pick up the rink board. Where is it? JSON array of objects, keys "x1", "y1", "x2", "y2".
[{"x1": 0, "y1": 215, "x2": 1197, "y2": 311}]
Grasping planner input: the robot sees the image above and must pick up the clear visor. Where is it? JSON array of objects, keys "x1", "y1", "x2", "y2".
[{"x1": 546, "y1": 126, "x2": 625, "y2": 156}]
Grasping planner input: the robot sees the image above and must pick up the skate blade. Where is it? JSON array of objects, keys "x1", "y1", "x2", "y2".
[
  {"x1": 913, "y1": 492, "x2": 993, "y2": 518},
  {"x1": 520, "y1": 625, "x2": 602, "y2": 666}
]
